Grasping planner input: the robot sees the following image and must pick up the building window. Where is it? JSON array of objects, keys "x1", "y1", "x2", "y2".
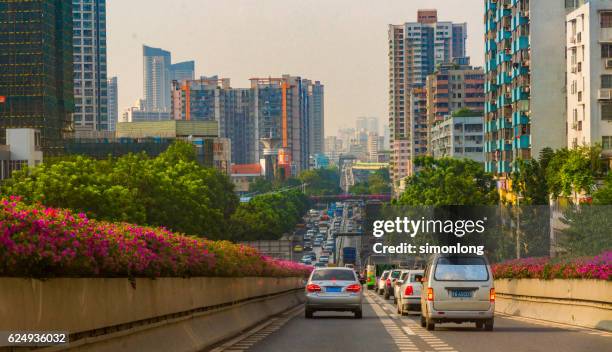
[
  {"x1": 602, "y1": 103, "x2": 612, "y2": 121},
  {"x1": 601, "y1": 12, "x2": 612, "y2": 28},
  {"x1": 602, "y1": 75, "x2": 612, "y2": 89},
  {"x1": 603, "y1": 44, "x2": 612, "y2": 58},
  {"x1": 603, "y1": 136, "x2": 612, "y2": 150}
]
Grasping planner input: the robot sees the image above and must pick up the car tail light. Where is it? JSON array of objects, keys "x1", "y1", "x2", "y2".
[
  {"x1": 386, "y1": 278, "x2": 391, "y2": 286},
  {"x1": 306, "y1": 284, "x2": 321, "y2": 293},
  {"x1": 346, "y1": 284, "x2": 361, "y2": 293},
  {"x1": 404, "y1": 285, "x2": 413, "y2": 296},
  {"x1": 490, "y1": 288, "x2": 495, "y2": 302},
  {"x1": 427, "y1": 287, "x2": 434, "y2": 301}
]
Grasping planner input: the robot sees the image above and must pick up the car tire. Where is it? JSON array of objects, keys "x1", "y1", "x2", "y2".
[
  {"x1": 396, "y1": 302, "x2": 401, "y2": 314},
  {"x1": 420, "y1": 315, "x2": 426, "y2": 327},
  {"x1": 354, "y1": 309, "x2": 363, "y2": 319},
  {"x1": 476, "y1": 321, "x2": 484, "y2": 329},
  {"x1": 426, "y1": 318, "x2": 435, "y2": 331},
  {"x1": 384, "y1": 291, "x2": 390, "y2": 300},
  {"x1": 305, "y1": 308, "x2": 314, "y2": 319},
  {"x1": 484, "y1": 319, "x2": 494, "y2": 331}
]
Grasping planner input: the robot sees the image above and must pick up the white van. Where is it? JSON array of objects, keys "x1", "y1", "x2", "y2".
[{"x1": 420, "y1": 254, "x2": 495, "y2": 331}]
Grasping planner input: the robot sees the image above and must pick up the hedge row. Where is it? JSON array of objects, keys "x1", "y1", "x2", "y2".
[{"x1": 0, "y1": 197, "x2": 312, "y2": 278}]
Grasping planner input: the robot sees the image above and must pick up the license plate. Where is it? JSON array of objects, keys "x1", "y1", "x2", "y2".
[
  {"x1": 451, "y1": 290, "x2": 473, "y2": 298},
  {"x1": 326, "y1": 286, "x2": 342, "y2": 293}
]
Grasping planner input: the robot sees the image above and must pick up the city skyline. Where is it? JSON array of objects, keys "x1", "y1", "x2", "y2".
[{"x1": 107, "y1": 0, "x2": 484, "y2": 136}]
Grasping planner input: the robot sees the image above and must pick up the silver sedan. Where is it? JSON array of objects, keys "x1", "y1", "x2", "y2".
[{"x1": 305, "y1": 267, "x2": 363, "y2": 319}]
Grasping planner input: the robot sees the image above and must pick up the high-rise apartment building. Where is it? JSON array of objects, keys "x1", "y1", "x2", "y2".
[
  {"x1": 143, "y1": 45, "x2": 196, "y2": 114},
  {"x1": 426, "y1": 61, "x2": 485, "y2": 149},
  {"x1": 389, "y1": 9, "x2": 467, "y2": 185},
  {"x1": 566, "y1": 1, "x2": 612, "y2": 165},
  {"x1": 72, "y1": 0, "x2": 108, "y2": 132},
  {"x1": 170, "y1": 61, "x2": 195, "y2": 82},
  {"x1": 107, "y1": 77, "x2": 118, "y2": 131},
  {"x1": 171, "y1": 77, "x2": 255, "y2": 164},
  {"x1": 170, "y1": 75, "x2": 323, "y2": 174},
  {"x1": 143, "y1": 45, "x2": 172, "y2": 112},
  {"x1": 484, "y1": 0, "x2": 573, "y2": 177},
  {"x1": 307, "y1": 80, "x2": 325, "y2": 156},
  {"x1": 0, "y1": 0, "x2": 74, "y2": 154},
  {"x1": 251, "y1": 76, "x2": 312, "y2": 175}
]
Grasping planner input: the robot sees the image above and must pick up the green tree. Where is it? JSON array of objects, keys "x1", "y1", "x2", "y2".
[
  {"x1": 2, "y1": 141, "x2": 238, "y2": 239},
  {"x1": 299, "y1": 167, "x2": 342, "y2": 196},
  {"x1": 396, "y1": 157, "x2": 498, "y2": 206}
]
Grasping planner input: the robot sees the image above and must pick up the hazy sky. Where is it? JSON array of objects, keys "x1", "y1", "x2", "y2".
[{"x1": 107, "y1": 0, "x2": 484, "y2": 136}]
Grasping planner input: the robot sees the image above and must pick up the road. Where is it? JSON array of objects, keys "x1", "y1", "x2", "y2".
[{"x1": 212, "y1": 290, "x2": 611, "y2": 352}]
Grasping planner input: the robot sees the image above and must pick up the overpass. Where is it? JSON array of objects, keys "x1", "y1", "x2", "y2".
[{"x1": 308, "y1": 194, "x2": 392, "y2": 202}]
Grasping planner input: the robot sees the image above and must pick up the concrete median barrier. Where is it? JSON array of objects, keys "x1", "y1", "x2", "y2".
[
  {"x1": 0, "y1": 277, "x2": 305, "y2": 351},
  {"x1": 494, "y1": 279, "x2": 612, "y2": 331}
]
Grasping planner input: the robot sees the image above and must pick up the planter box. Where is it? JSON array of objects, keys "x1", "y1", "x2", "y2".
[
  {"x1": 494, "y1": 279, "x2": 612, "y2": 331},
  {"x1": 0, "y1": 277, "x2": 304, "y2": 333}
]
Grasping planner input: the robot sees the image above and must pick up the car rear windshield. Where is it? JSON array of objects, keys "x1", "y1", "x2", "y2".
[
  {"x1": 434, "y1": 257, "x2": 489, "y2": 281},
  {"x1": 312, "y1": 269, "x2": 356, "y2": 281},
  {"x1": 390, "y1": 270, "x2": 401, "y2": 279}
]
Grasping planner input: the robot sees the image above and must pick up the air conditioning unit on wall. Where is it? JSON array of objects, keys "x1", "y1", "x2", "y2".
[{"x1": 606, "y1": 59, "x2": 612, "y2": 69}]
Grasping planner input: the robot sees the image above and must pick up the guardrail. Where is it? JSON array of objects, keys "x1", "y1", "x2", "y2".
[
  {"x1": 0, "y1": 277, "x2": 305, "y2": 351},
  {"x1": 494, "y1": 279, "x2": 612, "y2": 331}
]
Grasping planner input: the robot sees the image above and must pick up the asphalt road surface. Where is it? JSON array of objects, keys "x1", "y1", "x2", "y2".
[{"x1": 213, "y1": 291, "x2": 611, "y2": 352}]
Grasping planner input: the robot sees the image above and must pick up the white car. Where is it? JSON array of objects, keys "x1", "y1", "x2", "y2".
[
  {"x1": 396, "y1": 270, "x2": 424, "y2": 315},
  {"x1": 377, "y1": 270, "x2": 390, "y2": 295}
]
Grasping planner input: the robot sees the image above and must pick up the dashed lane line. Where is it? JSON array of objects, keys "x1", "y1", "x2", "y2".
[
  {"x1": 366, "y1": 294, "x2": 422, "y2": 352},
  {"x1": 209, "y1": 304, "x2": 303, "y2": 352},
  {"x1": 368, "y1": 292, "x2": 458, "y2": 352}
]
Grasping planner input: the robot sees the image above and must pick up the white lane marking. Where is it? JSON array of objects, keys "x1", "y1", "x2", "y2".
[
  {"x1": 368, "y1": 292, "x2": 459, "y2": 352},
  {"x1": 366, "y1": 294, "x2": 421, "y2": 351},
  {"x1": 402, "y1": 326, "x2": 416, "y2": 336},
  {"x1": 210, "y1": 304, "x2": 303, "y2": 351}
]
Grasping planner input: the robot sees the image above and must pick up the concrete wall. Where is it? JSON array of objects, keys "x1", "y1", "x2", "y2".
[
  {"x1": 0, "y1": 277, "x2": 305, "y2": 351},
  {"x1": 495, "y1": 279, "x2": 612, "y2": 331}
]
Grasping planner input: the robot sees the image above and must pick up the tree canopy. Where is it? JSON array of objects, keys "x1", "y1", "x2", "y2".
[
  {"x1": 298, "y1": 167, "x2": 343, "y2": 196},
  {"x1": 2, "y1": 142, "x2": 239, "y2": 239},
  {"x1": 349, "y1": 169, "x2": 391, "y2": 195},
  {"x1": 396, "y1": 157, "x2": 498, "y2": 206}
]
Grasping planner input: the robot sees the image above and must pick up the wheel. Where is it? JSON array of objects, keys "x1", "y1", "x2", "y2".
[
  {"x1": 384, "y1": 291, "x2": 390, "y2": 300},
  {"x1": 305, "y1": 308, "x2": 314, "y2": 319},
  {"x1": 426, "y1": 318, "x2": 435, "y2": 331},
  {"x1": 397, "y1": 302, "x2": 401, "y2": 314},
  {"x1": 420, "y1": 315, "x2": 426, "y2": 327},
  {"x1": 484, "y1": 319, "x2": 494, "y2": 331},
  {"x1": 476, "y1": 321, "x2": 484, "y2": 329},
  {"x1": 393, "y1": 297, "x2": 397, "y2": 305},
  {"x1": 354, "y1": 309, "x2": 363, "y2": 319}
]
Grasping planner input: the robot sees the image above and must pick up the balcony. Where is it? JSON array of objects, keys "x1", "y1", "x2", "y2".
[
  {"x1": 486, "y1": 57, "x2": 498, "y2": 72},
  {"x1": 497, "y1": 138, "x2": 512, "y2": 151},
  {"x1": 497, "y1": 72, "x2": 511, "y2": 85},
  {"x1": 497, "y1": 51, "x2": 512, "y2": 63},
  {"x1": 485, "y1": 0, "x2": 497, "y2": 13},
  {"x1": 496, "y1": 118, "x2": 511, "y2": 130},
  {"x1": 512, "y1": 111, "x2": 529, "y2": 126},
  {"x1": 485, "y1": 120, "x2": 497, "y2": 133},
  {"x1": 485, "y1": 101, "x2": 498, "y2": 114},
  {"x1": 484, "y1": 81, "x2": 498, "y2": 93},
  {"x1": 486, "y1": 19, "x2": 497, "y2": 33},
  {"x1": 511, "y1": 14, "x2": 528, "y2": 30},
  {"x1": 512, "y1": 86, "x2": 529, "y2": 102},
  {"x1": 511, "y1": 66, "x2": 529, "y2": 79},
  {"x1": 496, "y1": 30, "x2": 511, "y2": 43},
  {"x1": 485, "y1": 161, "x2": 496, "y2": 173},
  {"x1": 497, "y1": 161, "x2": 511, "y2": 174},
  {"x1": 486, "y1": 39, "x2": 497, "y2": 53},
  {"x1": 512, "y1": 36, "x2": 529, "y2": 54},
  {"x1": 513, "y1": 135, "x2": 530, "y2": 150},
  {"x1": 495, "y1": 7, "x2": 511, "y2": 22},
  {"x1": 498, "y1": 93, "x2": 511, "y2": 107}
]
